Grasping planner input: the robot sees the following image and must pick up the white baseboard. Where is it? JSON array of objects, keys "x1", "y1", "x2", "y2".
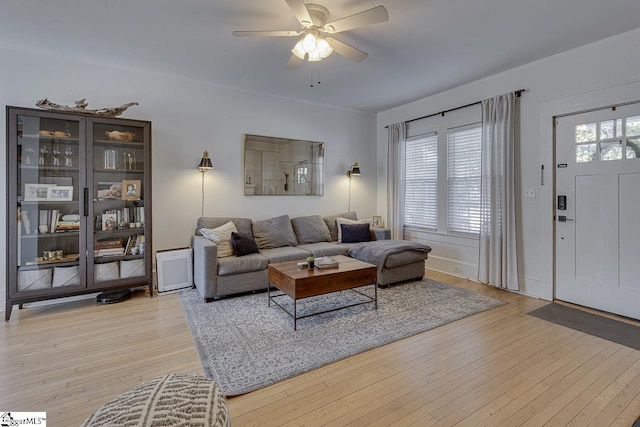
[{"x1": 425, "y1": 255, "x2": 478, "y2": 280}]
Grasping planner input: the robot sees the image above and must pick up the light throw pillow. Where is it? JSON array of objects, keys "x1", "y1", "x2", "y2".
[
  {"x1": 199, "y1": 221, "x2": 238, "y2": 257},
  {"x1": 291, "y1": 215, "x2": 332, "y2": 244},
  {"x1": 340, "y1": 223, "x2": 371, "y2": 243},
  {"x1": 252, "y1": 215, "x2": 298, "y2": 249},
  {"x1": 336, "y1": 217, "x2": 371, "y2": 242},
  {"x1": 230, "y1": 232, "x2": 260, "y2": 256},
  {"x1": 323, "y1": 211, "x2": 358, "y2": 242}
]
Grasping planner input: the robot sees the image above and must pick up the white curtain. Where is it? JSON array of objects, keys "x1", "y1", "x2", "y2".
[
  {"x1": 387, "y1": 122, "x2": 406, "y2": 239},
  {"x1": 478, "y1": 93, "x2": 520, "y2": 290}
]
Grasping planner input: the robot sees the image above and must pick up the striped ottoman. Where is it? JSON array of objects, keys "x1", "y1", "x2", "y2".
[{"x1": 81, "y1": 373, "x2": 229, "y2": 426}]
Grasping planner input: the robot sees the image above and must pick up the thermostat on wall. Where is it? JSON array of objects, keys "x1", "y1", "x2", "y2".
[{"x1": 156, "y1": 247, "x2": 193, "y2": 294}]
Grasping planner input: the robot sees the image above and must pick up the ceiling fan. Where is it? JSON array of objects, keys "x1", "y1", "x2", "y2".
[{"x1": 232, "y1": 0, "x2": 389, "y2": 69}]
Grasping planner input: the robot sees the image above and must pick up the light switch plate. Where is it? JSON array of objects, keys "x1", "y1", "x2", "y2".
[{"x1": 524, "y1": 189, "x2": 536, "y2": 198}]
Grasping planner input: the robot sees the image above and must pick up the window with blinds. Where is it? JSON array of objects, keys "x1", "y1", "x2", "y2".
[
  {"x1": 447, "y1": 125, "x2": 482, "y2": 234},
  {"x1": 404, "y1": 133, "x2": 438, "y2": 230}
]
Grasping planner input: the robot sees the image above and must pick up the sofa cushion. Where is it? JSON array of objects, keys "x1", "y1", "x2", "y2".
[
  {"x1": 197, "y1": 217, "x2": 253, "y2": 236},
  {"x1": 260, "y1": 246, "x2": 312, "y2": 263},
  {"x1": 291, "y1": 215, "x2": 332, "y2": 244},
  {"x1": 296, "y1": 242, "x2": 349, "y2": 257},
  {"x1": 340, "y1": 223, "x2": 371, "y2": 243},
  {"x1": 217, "y1": 253, "x2": 269, "y2": 276},
  {"x1": 384, "y1": 251, "x2": 430, "y2": 268},
  {"x1": 230, "y1": 232, "x2": 260, "y2": 257},
  {"x1": 336, "y1": 217, "x2": 371, "y2": 242},
  {"x1": 252, "y1": 215, "x2": 298, "y2": 249},
  {"x1": 199, "y1": 221, "x2": 238, "y2": 257},
  {"x1": 323, "y1": 211, "x2": 357, "y2": 242}
]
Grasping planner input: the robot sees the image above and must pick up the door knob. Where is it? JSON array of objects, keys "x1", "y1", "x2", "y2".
[{"x1": 558, "y1": 216, "x2": 574, "y2": 222}]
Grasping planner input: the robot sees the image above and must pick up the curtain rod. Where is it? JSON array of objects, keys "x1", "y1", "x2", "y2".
[{"x1": 384, "y1": 89, "x2": 526, "y2": 129}]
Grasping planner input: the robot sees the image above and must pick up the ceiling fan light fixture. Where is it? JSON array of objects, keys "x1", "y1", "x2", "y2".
[
  {"x1": 308, "y1": 50, "x2": 322, "y2": 62},
  {"x1": 316, "y1": 38, "x2": 333, "y2": 58},
  {"x1": 291, "y1": 40, "x2": 306, "y2": 59},
  {"x1": 301, "y1": 32, "x2": 318, "y2": 53}
]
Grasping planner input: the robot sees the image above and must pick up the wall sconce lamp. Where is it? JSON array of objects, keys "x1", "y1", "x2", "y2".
[
  {"x1": 198, "y1": 151, "x2": 213, "y2": 217},
  {"x1": 346, "y1": 162, "x2": 361, "y2": 211},
  {"x1": 346, "y1": 161, "x2": 361, "y2": 179}
]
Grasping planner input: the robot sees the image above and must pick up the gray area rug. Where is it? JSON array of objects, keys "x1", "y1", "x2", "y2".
[
  {"x1": 528, "y1": 303, "x2": 640, "y2": 351},
  {"x1": 180, "y1": 279, "x2": 504, "y2": 396}
]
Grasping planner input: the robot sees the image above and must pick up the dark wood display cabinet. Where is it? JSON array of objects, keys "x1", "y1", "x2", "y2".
[{"x1": 5, "y1": 106, "x2": 153, "y2": 321}]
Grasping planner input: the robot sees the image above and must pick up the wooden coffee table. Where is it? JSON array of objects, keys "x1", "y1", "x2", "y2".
[{"x1": 268, "y1": 255, "x2": 378, "y2": 330}]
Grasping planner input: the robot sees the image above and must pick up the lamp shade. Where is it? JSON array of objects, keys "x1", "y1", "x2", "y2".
[
  {"x1": 198, "y1": 151, "x2": 213, "y2": 172},
  {"x1": 347, "y1": 161, "x2": 361, "y2": 178}
]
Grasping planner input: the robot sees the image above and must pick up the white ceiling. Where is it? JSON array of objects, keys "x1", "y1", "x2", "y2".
[{"x1": 2, "y1": 0, "x2": 640, "y2": 113}]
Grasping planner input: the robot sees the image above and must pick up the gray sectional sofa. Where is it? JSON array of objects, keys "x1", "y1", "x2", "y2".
[{"x1": 191, "y1": 212, "x2": 430, "y2": 302}]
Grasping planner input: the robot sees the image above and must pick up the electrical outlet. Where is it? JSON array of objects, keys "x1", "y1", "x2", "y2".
[{"x1": 454, "y1": 266, "x2": 464, "y2": 274}]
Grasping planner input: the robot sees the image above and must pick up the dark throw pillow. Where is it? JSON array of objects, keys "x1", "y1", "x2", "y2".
[
  {"x1": 340, "y1": 223, "x2": 371, "y2": 243},
  {"x1": 230, "y1": 232, "x2": 260, "y2": 256}
]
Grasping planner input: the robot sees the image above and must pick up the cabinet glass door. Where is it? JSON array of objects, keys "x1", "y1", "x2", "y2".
[
  {"x1": 14, "y1": 114, "x2": 85, "y2": 292},
  {"x1": 89, "y1": 120, "x2": 147, "y2": 285}
]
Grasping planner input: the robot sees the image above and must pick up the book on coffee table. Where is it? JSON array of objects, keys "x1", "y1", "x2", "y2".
[{"x1": 314, "y1": 256, "x2": 339, "y2": 269}]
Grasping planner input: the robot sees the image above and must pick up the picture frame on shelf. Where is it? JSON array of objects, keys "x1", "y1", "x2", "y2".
[
  {"x1": 372, "y1": 215, "x2": 383, "y2": 228},
  {"x1": 101, "y1": 213, "x2": 117, "y2": 231},
  {"x1": 121, "y1": 179, "x2": 141, "y2": 201},
  {"x1": 96, "y1": 181, "x2": 122, "y2": 200},
  {"x1": 47, "y1": 186, "x2": 73, "y2": 201},
  {"x1": 24, "y1": 183, "x2": 52, "y2": 202}
]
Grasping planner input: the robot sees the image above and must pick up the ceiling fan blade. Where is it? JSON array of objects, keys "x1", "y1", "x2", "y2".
[
  {"x1": 285, "y1": 55, "x2": 304, "y2": 70},
  {"x1": 324, "y1": 5, "x2": 389, "y2": 33},
  {"x1": 232, "y1": 30, "x2": 300, "y2": 37},
  {"x1": 325, "y1": 37, "x2": 368, "y2": 62},
  {"x1": 284, "y1": 0, "x2": 313, "y2": 28}
]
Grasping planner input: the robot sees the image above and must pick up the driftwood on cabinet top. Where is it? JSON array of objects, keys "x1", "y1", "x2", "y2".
[{"x1": 35, "y1": 98, "x2": 139, "y2": 117}]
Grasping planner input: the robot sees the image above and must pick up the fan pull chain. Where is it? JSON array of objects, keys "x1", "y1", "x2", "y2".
[{"x1": 310, "y1": 66, "x2": 321, "y2": 88}]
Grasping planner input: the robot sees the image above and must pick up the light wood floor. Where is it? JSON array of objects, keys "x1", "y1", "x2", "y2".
[{"x1": 1, "y1": 271, "x2": 639, "y2": 426}]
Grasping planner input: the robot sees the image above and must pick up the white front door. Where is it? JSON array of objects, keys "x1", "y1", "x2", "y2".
[{"x1": 555, "y1": 103, "x2": 640, "y2": 320}]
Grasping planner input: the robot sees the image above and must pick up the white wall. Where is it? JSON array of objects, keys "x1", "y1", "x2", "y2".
[
  {"x1": 0, "y1": 47, "x2": 376, "y2": 310},
  {"x1": 377, "y1": 27, "x2": 640, "y2": 300}
]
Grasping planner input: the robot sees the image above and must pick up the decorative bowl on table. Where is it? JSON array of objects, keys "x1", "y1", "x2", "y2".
[{"x1": 105, "y1": 130, "x2": 136, "y2": 142}]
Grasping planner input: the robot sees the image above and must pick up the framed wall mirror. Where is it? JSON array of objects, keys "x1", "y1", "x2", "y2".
[{"x1": 243, "y1": 134, "x2": 325, "y2": 196}]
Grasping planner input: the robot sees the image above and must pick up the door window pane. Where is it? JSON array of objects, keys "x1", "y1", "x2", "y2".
[
  {"x1": 627, "y1": 138, "x2": 640, "y2": 159},
  {"x1": 576, "y1": 144, "x2": 597, "y2": 163},
  {"x1": 627, "y1": 116, "x2": 640, "y2": 137},
  {"x1": 575, "y1": 123, "x2": 597, "y2": 143},
  {"x1": 599, "y1": 141, "x2": 623, "y2": 161},
  {"x1": 600, "y1": 119, "x2": 622, "y2": 139}
]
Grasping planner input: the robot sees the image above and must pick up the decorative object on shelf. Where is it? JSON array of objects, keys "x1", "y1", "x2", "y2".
[
  {"x1": 96, "y1": 182, "x2": 122, "y2": 200},
  {"x1": 63, "y1": 143, "x2": 74, "y2": 167},
  {"x1": 105, "y1": 130, "x2": 136, "y2": 142},
  {"x1": 372, "y1": 215, "x2": 383, "y2": 227},
  {"x1": 23, "y1": 146, "x2": 36, "y2": 166},
  {"x1": 198, "y1": 151, "x2": 213, "y2": 217},
  {"x1": 38, "y1": 130, "x2": 71, "y2": 138},
  {"x1": 46, "y1": 185, "x2": 73, "y2": 201},
  {"x1": 104, "y1": 148, "x2": 118, "y2": 169},
  {"x1": 101, "y1": 213, "x2": 117, "y2": 231},
  {"x1": 38, "y1": 144, "x2": 49, "y2": 166},
  {"x1": 346, "y1": 161, "x2": 361, "y2": 211},
  {"x1": 24, "y1": 183, "x2": 51, "y2": 202},
  {"x1": 121, "y1": 179, "x2": 141, "y2": 201},
  {"x1": 35, "y1": 98, "x2": 138, "y2": 117}
]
